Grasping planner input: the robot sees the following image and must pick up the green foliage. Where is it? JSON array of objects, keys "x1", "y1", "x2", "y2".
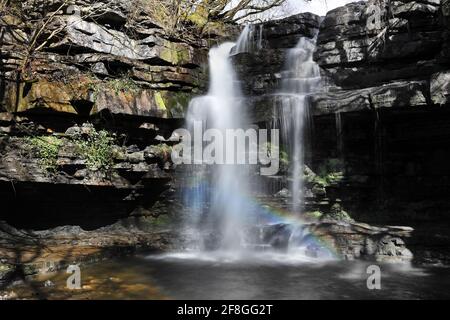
[
  {"x1": 316, "y1": 158, "x2": 345, "y2": 186},
  {"x1": 73, "y1": 126, "x2": 116, "y2": 172},
  {"x1": 151, "y1": 144, "x2": 173, "y2": 161},
  {"x1": 26, "y1": 136, "x2": 62, "y2": 173}
]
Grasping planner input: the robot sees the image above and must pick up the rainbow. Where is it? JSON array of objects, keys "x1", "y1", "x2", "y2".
[{"x1": 182, "y1": 178, "x2": 341, "y2": 259}]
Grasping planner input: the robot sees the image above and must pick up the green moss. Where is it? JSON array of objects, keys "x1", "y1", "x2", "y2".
[
  {"x1": 304, "y1": 211, "x2": 323, "y2": 220},
  {"x1": 26, "y1": 135, "x2": 63, "y2": 173},
  {"x1": 186, "y1": 11, "x2": 208, "y2": 28},
  {"x1": 158, "y1": 91, "x2": 193, "y2": 117},
  {"x1": 154, "y1": 92, "x2": 167, "y2": 111}
]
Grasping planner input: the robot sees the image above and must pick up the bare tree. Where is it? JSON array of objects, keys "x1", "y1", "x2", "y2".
[
  {"x1": 130, "y1": 0, "x2": 292, "y2": 35},
  {"x1": 209, "y1": 0, "x2": 290, "y2": 22},
  {"x1": 1, "y1": 0, "x2": 296, "y2": 77},
  {"x1": 0, "y1": 0, "x2": 123, "y2": 81}
]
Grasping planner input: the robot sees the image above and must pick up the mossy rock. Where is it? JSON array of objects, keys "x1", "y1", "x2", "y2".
[
  {"x1": 304, "y1": 211, "x2": 323, "y2": 220},
  {"x1": 315, "y1": 159, "x2": 345, "y2": 187},
  {"x1": 5, "y1": 76, "x2": 97, "y2": 115},
  {"x1": 160, "y1": 41, "x2": 193, "y2": 66},
  {"x1": 155, "y1": 91, "x2": 194, "y2": 118},
  {"x1": 25, "y1": 135, "x2": 64, "y2": 173},
  {"x1": 0, "y1": 263, "x2": 14, "y2": 280}
]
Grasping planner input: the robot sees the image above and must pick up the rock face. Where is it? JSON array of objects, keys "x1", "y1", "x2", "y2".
[
  {"x1": 0, "y1": 0, "x2": 216, "y2": 230},
  {"x1": 229, "y1": 1, "x2": 450, "y2": 264},
  {"x1": 312, "y1": 0, "x2": 445, "y2": 113},
  {"x1": 231, "y1": 1, "x2": 450, "y2": 227},
  {"x1": 1, "y1": 0, "x2": 449, "y2": 270},
  {"x1": 307, "y1": 0, "x2": 450, "y2": 225},
  {"x1": 1, "y1": 1, "x2": 208, "y2": 119},
  {"x1": 317, "y1": 0, "x2": 443, "y2": 84},
  {"x1": 232, "y1": 13, "x2": 321, "y2": 98},
  {"x1": 0, "y1": 218, "x2": 180, "y2": 281},
  {"x1": 310, "y1": 221, "x2": 413, "y2": 262}
]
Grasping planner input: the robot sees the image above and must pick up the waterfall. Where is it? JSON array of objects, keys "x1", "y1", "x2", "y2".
[
  {"x1": 184, "y1": 42, "x2": 255, "y2": 252},
  {"x1": 179, "y1": 30, "x2": 329, "y2": 260},
  {"x1": 336, "y1": 112, "x2": 343, "y2": 158},
  {"x1": 276, "y1": 37, "x2": 321, "y2": 213},
  {"x1": 233, "y1": 24, "x2": 264, "y2": 54}
]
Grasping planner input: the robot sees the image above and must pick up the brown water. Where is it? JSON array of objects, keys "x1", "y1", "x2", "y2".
[{"x1": 3, "y1": 254, "x2": 450, "y2": 300}]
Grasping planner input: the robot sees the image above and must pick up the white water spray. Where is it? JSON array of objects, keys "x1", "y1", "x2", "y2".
[
  {"x1": 276, "y1": 37, "x2": 321, "y2": 213},
  {"x1": 180, "y1": 30, "x2": 329, "y2": 261},
  {"x1": 184, "y1": 42, "x2": 254, "y2": 252},
  {"x1": 233, "y1": 24, "x2": 264, "y2": 54}
]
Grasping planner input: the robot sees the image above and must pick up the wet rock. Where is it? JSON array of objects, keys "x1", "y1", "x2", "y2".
[
  {"x1": 305, "y1": 243, "x2": 331, "y2": 259},
  {"x1": 309, "y1": 220, "x2": 414, "y2": 262},
  {"x1": 262, "y1": 224, "x2": 293, "y2": 250},
  {"x1": 126, "y1": 152, "x2": 145, "y2": 164},
  {"x1": 231, "y1": 13, "x2": 321, "y2": 96},
  {"x1": 275, "y1": 188, "x2": 291, "y2": 198}
]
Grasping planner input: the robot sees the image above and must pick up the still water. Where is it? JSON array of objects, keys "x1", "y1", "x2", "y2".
[{"x1": 8, "y1": 253, "x2": 450, "y2": 300}]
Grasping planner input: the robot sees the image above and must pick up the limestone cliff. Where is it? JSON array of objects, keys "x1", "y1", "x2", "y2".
[{"x1": 0, "y1": 0, "x2": 235, "y2": 229}]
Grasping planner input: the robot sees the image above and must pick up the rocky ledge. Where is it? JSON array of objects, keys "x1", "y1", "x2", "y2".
[
  {"x1": 0, "y1": 217, "x2": 179, "y2": 283},
  {"x1": 312, "y1": 0, "x2": 450, "y2": 114},
  {"x1": 0, "y1": 0, "x2": 220, "y2": 229},
  {"x1": 244, "y1": 221, "x2": 413, "y2": 263}
]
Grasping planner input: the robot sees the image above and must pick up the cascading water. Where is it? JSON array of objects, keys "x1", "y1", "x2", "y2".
[
  {"x1": 179, "y1": 29, "x2": 332, "y2": 261},
  {"x1": 233, "y1": 24, "x2": 264, "y2": 54},
  {"x1": 184, "y1": 42, "x2": 255, "y2": 253},
  {"x1": 276, "y1": 37, "x2": 321, "y2": 213}
]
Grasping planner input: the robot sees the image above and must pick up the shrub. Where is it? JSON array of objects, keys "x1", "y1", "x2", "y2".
[
  {"x1": 73, "y1": 126, "x2": 116, "y2": 172},
  {"x1": 26, "y1": 136, "x2": 62, "y2": 173}
]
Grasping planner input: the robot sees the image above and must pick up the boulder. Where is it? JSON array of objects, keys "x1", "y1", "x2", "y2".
[{"x1": 431, "y1": 70, "x2": 450, "y2": 105}]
